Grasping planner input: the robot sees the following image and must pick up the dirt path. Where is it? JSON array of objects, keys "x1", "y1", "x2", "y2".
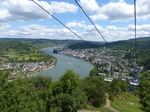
[
  {"x1": 79, "y1": 94, "x2": 119, "y2": 112},
  {"x1": 104, "y1": 94, "x2": 119, "y2": 112}
]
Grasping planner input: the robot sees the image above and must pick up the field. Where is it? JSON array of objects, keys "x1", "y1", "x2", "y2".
[{"x1": 111, "y1": 93, "x2": 143, "y2": 112}]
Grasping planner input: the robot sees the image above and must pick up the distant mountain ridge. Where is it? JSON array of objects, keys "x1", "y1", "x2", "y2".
[
  {"x1": 108, "y1": 37, "x2": 150, "y2": 50},
  {"x1": 0, "y1": 38, "x2": 84, "y2": 49},
  {"x1": 0, "y1": 37, "x2": 150, "y2": 50},
  {"x1": 130, "y1": 37, "x2": 150, "y2": 41}
]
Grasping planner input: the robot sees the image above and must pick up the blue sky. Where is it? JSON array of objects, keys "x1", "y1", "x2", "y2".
[{"x1": 0, "y1": 0, "x2": 150, "y2": 42}]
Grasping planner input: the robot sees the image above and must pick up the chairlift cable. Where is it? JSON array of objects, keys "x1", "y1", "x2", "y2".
[
  {"x1": 32, "y1": 0, "x2": 91, "y2": 46},
  {"x1": 134, "y1": 0, "x2": 137, "y2": 61},
  {"x1": 74, "y1": 0, "x2": 108, "y2": 45},
  {"x1": 74, "y1": 0, "x2": 110, "y2": 76},
  {"x1": 129, "y1": 0, "x2": 139, "y2": 93}
]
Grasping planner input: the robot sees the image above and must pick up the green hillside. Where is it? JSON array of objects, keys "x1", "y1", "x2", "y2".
[
  {"x1": 0, "y1": 70, "x2": 147, "y2": 112},
  {"x1": 66, "y1": 42, "x2": 105, "y2": 49},
  {"x1": 111, "y1": 93, "x2": 143, "y2": 112},
  {"x1": 0, "y1": 38, "x2": 84, "y2": 49},
  {"x1": 29, "y1": 39, "x2": 84, "y2": 49},
  {"x1": 108, "y1": 37, "x2": 150, "y2": 50},
  {"x1": 107, "y1": 37, "x2": 150, "y2": 70},
  {"x1": 0, "y1": 41, "x2": 55, "y2": 63}
]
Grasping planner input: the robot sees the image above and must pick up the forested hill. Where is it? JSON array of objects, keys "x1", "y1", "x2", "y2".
[
  {"x1": 66, "y1": 37, "x2": 150, "y2": 50},
  {"x1": 107, "y1": 37, "x2": 150, "y2": 70},
  {"x1": 65, "y1": 37, "x2": 150, "y2": 70},
  {"x1": 1, "y1": 37, "x2": 150, "y2": 50},
  {"x1": 108, "y1": 37, "x2": 150, "y2": 50},
  {"x1": 0, "y1": 41, "x2": 54, "y2": 63},
  {"x1": 66, "y1": 42, "x2": 105, "y2": 49},
  {"x1": 0, "y1": 38, "x2": 83, "y2": 49}
]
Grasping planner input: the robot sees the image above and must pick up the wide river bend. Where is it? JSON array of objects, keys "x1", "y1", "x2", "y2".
[{"x1": 30, "y1": 48, "x2": 94, "y2": 81}]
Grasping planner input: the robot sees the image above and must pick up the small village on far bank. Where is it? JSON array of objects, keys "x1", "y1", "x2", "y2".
[
  {"x1": 0, "y1": 46, "x2": 143, "y2": 85},
  {"x1": 54, "y1": 47, "x2": 143, "y2": 84},
  {"x1": 0, "y1": 59, "x2": 56, "y2": 81}
]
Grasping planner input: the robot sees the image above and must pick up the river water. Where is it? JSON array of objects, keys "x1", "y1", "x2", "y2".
[{"x1": 30, "y1": 48, "x2": 94, "y2": 81}]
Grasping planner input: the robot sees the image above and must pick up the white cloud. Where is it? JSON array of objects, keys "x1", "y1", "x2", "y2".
[
  {"x1": 90, "y1": 0, "x2": 150, "y2": 22},
  {"x1": 90, "y1": 14, "x2": 108, "y2": 21},
  {"x1": 137, "y1": 0, "x2": 150, "y2": 20},
  {"x1": 50, "y1": 1, "x2": 78, "y2": 13},
  {"x1": 0, "y1": 22, "x2": 10, "y2": 30},
  {"x1": 106, "y1": 26, "x2": 117, "y2": 31},
  {"x1": 0, "y1": 0, "x2": 50, "y2": 22},
  {"x1": 18, "y1": 24, "x2": 47, "y2": 32},
  {"x1": 0, "y1": 0, "x2": 78, "y2": 22},
  {"x1": 79, "y1": 0, "x2": 99, "y2": 12},
  {"x1": 0, "y1": 24, "x2": 76, "y2": 39},
  {"x1": 84, "y1": 25, "x2": 103, "y2": 32},
  {"x1": 66, "y1": 21, "x2": 86, "y2": 28},
  {"x1": 128, "y1": 24, "x2": 150, "y2": 32},
  {"x1": 91, "y1": 1, "x2": 133, "y2": 21},
  {"x1": 0, "y1": 22, "x2": 150, "y2": 41},
  {"x1": 0, "y1": 9, "x2": 11, "y2": 22}
]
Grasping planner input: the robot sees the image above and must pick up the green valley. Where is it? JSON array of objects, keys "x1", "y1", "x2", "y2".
[
  {"x1": 0, "y1": 41, "x2": 56, "y2": 79},
  {"x1": 0, "y1": 41, "x2": 55, "y2": 62},
  {"x1": 0, "y1": 38, "x2": 150, "y2": 112}
]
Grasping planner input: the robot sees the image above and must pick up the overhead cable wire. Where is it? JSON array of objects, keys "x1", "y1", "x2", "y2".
[
  {"x1": 134, "y1": 0, "x2": 137, "y2": 60},
  {"x1": 32, "y1": 0, "x2": 90, "y2": 46},
  {"x1": 75, "y1": 0, "x2": 112, "y2": 77},
  {"x1": 74, "y1": 0, "x2": 108, "y2": 44}
]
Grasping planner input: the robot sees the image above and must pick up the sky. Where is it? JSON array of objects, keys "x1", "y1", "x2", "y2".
[{"x1": 0, "y1": 0, "x2": 150, "y2": 42}]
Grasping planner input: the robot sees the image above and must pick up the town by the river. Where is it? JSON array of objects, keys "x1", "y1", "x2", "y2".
[{"x1": 30, "y1": 48, "x2": 94, "y2": 81}]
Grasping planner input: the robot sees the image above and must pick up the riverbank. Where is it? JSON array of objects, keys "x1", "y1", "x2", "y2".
[
  {"x1": 8, "y1": 58, "x2": 57, "y2": 81},
  {"x1": 33, "y1": 48, "x2": 94, "y2": 81},
  {"x1": 26, "y1": 59, "x2": 57, "y2": 77}
]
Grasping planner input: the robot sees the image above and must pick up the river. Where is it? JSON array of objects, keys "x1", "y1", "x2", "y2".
[{"x1": 30, "y1": 48, "x2": 94, "y2": 81}]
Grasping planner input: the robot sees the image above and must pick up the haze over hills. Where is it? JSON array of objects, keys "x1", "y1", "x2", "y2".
[
  {"x1": 65, "y1": 37, "x2": 150, "y2": 50},
  {"x1": 1, "y1": 37, "x2": 149, "y2": 49},
  {"x1": 0, "y1": 38, "x2": 85, "y2": 49},
  {"x1": 108, "y1": 37, "x2": 150, "y2": 49}
]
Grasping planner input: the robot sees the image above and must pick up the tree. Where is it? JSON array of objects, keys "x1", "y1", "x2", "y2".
[
  {"x1": 138, "y1": 80, "x2": 150, "y2": 111},
  {"x1": 52, "y1": 91, "x2": 86, "y2": 112},
  {"x1": 90, "y1": 67, "x2": 98, "y2": 76},
  {"x1": 139, "y1": 72, "x2": 150, "y2": 80},
  {"x1": 80, "y1": 76, "x2": 106, "y2": 107},
  {"x1": 109, "y1": 79, "x2": 129, "y2": 100},
  {"x1": 59, "y1": 70, "x2": 80, "y2": 94},
  {"x1": 0, "y1": 71, "x2": 8, "y2": 87},
  {"x1": 52, "y1": 70, "x2": 87, "y2": 112},
  {"x1": 0, "y1": 78, "x2": 46, "y2": 112},
  {"x1": 31, "y1": 76, "x2": 53, "y2": 112},
  {"x1": 32, "y1": 76, "x2": 52, "y2": 92}
]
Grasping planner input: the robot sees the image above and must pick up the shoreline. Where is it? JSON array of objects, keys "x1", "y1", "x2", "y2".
[
  {"x1": 26, "y1": 64, "x2": 55, "y2": 78},
  {"x1": 26, "y1": 58, "x2": 57, "y2": 77},
  {"x1": 8, "y1": 59, "x2": 57, "y2": 81},
  {"x1": 57, "y1": 53, "x2": 94, "y2": 67},
  {"x1": 8, "y1": 47, "x2": 93, "y2": 81}
]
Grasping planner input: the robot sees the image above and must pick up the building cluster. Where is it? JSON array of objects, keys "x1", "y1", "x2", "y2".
[
  {"x1": 0, "y1": 62, "x2": 52, "y2": 76},
  {"x1": 56, "y1": 48, "x2": 143, "y2": 81}
]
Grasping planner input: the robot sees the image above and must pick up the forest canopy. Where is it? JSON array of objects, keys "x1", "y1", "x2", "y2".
[{"x1": 0, "y1": 70, "x2": 149, "y2": 112}]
